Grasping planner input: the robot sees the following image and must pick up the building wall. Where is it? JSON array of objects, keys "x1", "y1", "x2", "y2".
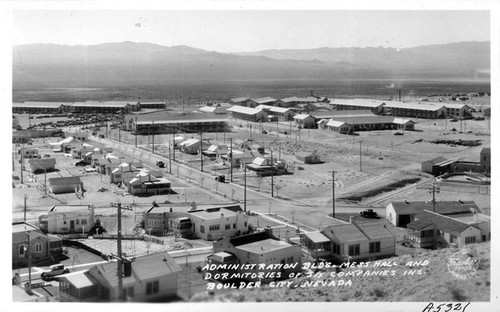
[
  {"x1": 480, "y1": 150, "x2": 490, "y2": 172},
  {"x1": 191, "y1": 212, "x2": 249, "y2": 241},
  {"x1": 47, "y1": 210, "x2": 94, "y2": 234},
  {"x1": 50, "y1": 182, "x2": 83, "y2": 194},
  {"x1": 12, "y1": 231, "x2": 51, "y2": 267},
  {"x1": 143, "y1": 211, "x2": 189, "y2": 235},
  {"x1": 294, "y1": 117, "x2": 316, "y2": 129}
]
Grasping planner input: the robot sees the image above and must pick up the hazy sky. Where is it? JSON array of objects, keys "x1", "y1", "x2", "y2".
[{"x1": 12, "y1": 10, "x2": 490, "y2": 52}]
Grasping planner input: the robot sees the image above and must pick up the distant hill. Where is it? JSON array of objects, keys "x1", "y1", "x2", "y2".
[{"x1": 13, "y1": 41, "x2": 489, "y2": 89}]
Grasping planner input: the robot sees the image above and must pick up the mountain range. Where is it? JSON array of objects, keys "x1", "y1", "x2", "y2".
[{"x1": 13, "y1": 41, "x2": 490, "y2": 88}]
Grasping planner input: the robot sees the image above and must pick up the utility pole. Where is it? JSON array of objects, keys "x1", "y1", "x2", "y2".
[
  {"x1": 110, "y1": 202, "x2": 132, "y2": 302},
  {"x1": 332, "y1": 171, "x2": 336, "y2": 218},
  {"x1": 172, "y1": 132, "x2": 176, "y2": 162},
  {"x1": 44, "y1": 167, "x2": 47, "y2": 197},
  {"x1": 359, "y1": 141, "x2": 363, "y2": 172},
  {"x1": 199, "y1": 132, "x2": 204, "y2": 172},
  {"x1": 20, "y1": 149, "x2": 23, "y2": 184},
  {"x1": 270, "y1": 150, "x2": 274, "y2": 197},
  {"x1": 429, "y1": 183, "x2": 440, "y2": 249},
  {"x1": 229, "y1": 138, "x2": 233, "y2": 182},
  {"x1": 27, "y1": 231, "x2": 31, "y2": 291},
  {"x1": 134, "y1": 117, "x2": 137, "y2": 147},
  {"x1": 23, "y1": 195, "x2": 27, "y2": 221},
  {"x1": 244, "y1": 164, "x2": 247, "y2": 212},
  {"x1": 168, "y1": 141, "x2": 172, "y2": 174},
  {"x1": 152, "y1": 121, "x2": 155, "y2": 154}
]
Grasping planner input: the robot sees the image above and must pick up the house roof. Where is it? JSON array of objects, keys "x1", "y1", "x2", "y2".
[
  {"x1": 422, "y1": 156, "x2": 450, "y2": 166},
  {"x1": 189, "y1": 208, "x2": 240, "y2": 220},
  {"x1": 12, "y1": 222, "x2": 40, "y2": 234},
  {"x1": 236, "y1": 238, "x2": 292, "y2": 254},
  {"x1": 255, "y1": 105, "x2": 292, "y2": 114},
  {"x1": 326, "y1": 120, "x2": 348, "y2": 127},
  {"x1": 73, "y1": 101, "x2": 130, "y2": 108},
  {"x1": 279, "y1": 97, "x2": 318, "y2": 103},
  {"x1": 295, "y1": 152, "x2": 316, "y2": 158},
  {"x1": 354, "y1": 220, "x2": 395, "y2": 240},
  {"x1": 227, "y1": 106, "x2": 264, "y2": 115},
  {"x1": 389, "y1": 201, "x2": 481, "y2": 216},
  {"x1": 63, "y1": 271, "x2": 94, "y2": 289},
  {"x1": 322, "y1": 224, "x2": 369, "y2": 243},
  {"x1": 249, "y1": 97, "x2": 276, "y2": 104},
  {"x1": 49, "y1": 205, "x2": 91, "y2": 213},
  {"x1": 332, "y1": 115, "x2": 397, "y2": 125},
  {"x1": 384, "y1": 101, "x2": 444, "y2": 111},
  {"x1": 330, "y1": 99, "x2": 387, "y2": 108},
  {"x1": 481, "y1": 147, "x2": 490, "y2": 155},
  {"x1": 13, "y1": 101, "x2": 69, "y2": 108},
  {"x1": 29, "y1": 158, "x2": 56, "y2": 167},
  {"x1": 410, "y1": 210, "x2": 477, "y2": 234},
  {"x1": 48, "y1": 176, "x2": 82, "y2": 185},
  {"x1": 393, "y1": 118, "x2": 415, "y2": 125},
  {"x1": 88, "y1": 251, "x2": 181, "y2": 287},
  {"x1": 406, "y1": 219, "x2": 433, "y2": 231},
  {"x1": 293, "y1": 114, "x2": 313, "y2": 120},
  {"x1": 303, "y1": 231, "x2": 330, "y2": 243}
]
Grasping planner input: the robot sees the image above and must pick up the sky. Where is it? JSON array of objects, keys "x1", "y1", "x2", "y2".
[{"x1": 12, "y1": 10, "x2": 490, "y2": 52}]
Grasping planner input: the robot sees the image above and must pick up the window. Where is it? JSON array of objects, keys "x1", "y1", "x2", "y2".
[
  {"x1": 76, "y1": 219, "x2": 80, "y2": 225},
  {"x1": 465, "y1": 236, "x2": 476, "y2": 244},
  {"x1": 233, "y1": 223, "x2": 236, "y2": 229},
  {"x1": 348, "y1": 244, "x2": 360, "y2": 256},
  {"x1": 19, "y1": 245, "x2": 26, "y2": 256},
  {"x1": 81, "y1": 219, "x2": 87, "y2": 225},
  {"x1": 225, "y1": 224, "x2": 231, "y2": 230},
  {"x1": 35, "y1": 243, "x2": 43, "y2": 253},
  {"x1": 146, "y1": 280, "x2": 159, "y2": 295},
  {"x1": 369, "y1": 242, "x2": 381, "y2": 253},
  {"x1": 169, "y1": 220, "x2": 174, "y2": 230},
  {"x1": 244, "y1": 222, "x2": 247, "y2": 228},
  {"x1": 200, "y1": 225, "x2": 205, "y2": 233},
  {"x1": 209, "y1": 224, "x2": 220, "y2": 231}
]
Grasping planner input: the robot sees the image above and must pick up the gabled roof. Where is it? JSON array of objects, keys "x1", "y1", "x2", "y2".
[
  {"x1": 249, "y1": 97, "x2": 276, "y2": 104},
  {"x1": 422, "y1": 156, "x2": 450, "y2": 166},
  {"x1": 303, "y1": 231, "x2": 330, "y2": 243},
  {"x1": 29, "y1": 158, "x2": 56, "y2": 166},
  {"x1": 326, "y1": 120, "x2": 348, "y2": 127},
  {"x1": 406, "y1": 219, "x2": 433, "y2": 231},
  {"x1": 393, "y1": 118, "x2": 415, "y2": 125},
  {"x1": 279, "y1": 97, "x2": 318, "y2": 103},
  {"x1": 322, "y1": 224, "x2": 369, "y2": 244},
  {"x1": 389, "y1": 201, "x2": 480, "y2": 216},
  {"x1": 255, "y1": 104, "x2": 292, "y2": 114},
  {"x1": 293, "y1": 114, "x2": 314, "y2": 120},
  {"x1": 49, "y1": 205, "x2": 92, "y2": 213},
  {"x1": 384, "y1": 101, "x2": 444, "y2": 111},
  {"x1": 410, "y1": 210, "x2": 477, "y2": 234},
  {"x1": 354, "y1": 220, "x2": 395, "y2": 240},
  {"x1": 329, "y1": 99, "x2": 387, "y2": 108},
  {"x1": 87, "y1": 251, "x2": 181, "y2": 287},
  {"x1": 236, "y1": 238, "x2": 292, "y2": 254},
  {"x1": 227, "y1": 106, "x2": 264, "y2": 115}
]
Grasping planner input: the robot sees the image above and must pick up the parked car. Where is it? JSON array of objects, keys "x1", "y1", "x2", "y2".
[
  {"x1": 156, "y1": 161, "x2": 165, "y2": 168},
  {"x1": 98, "y1": 134, "x2": 105, "y2": 138},
  {"x1": 215, "y1": 175, "x2": 225, "y2": 183},
  {"x1": 359, "y1": 209, "x2": 378, "y2": 218},
  {"x1": 41, "y1": 264, "x2": 69, "y2": 281},
  {"x1": 393, "y1": 131, "x2": 404, "y2": 136},
  {"x1": 75, "y1": 160, "x2": 87, "y2": 166}
]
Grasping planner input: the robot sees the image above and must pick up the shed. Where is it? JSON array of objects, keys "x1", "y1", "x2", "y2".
[
  {"x1": 421, "y1": 157, "x2": 454, "y2": 175},
  {"x1": 49, "y1": 177, "x2": 84, "y2": 194},
  {"x1": 29, "y1": 158, "x2": 57, "y2": 173}
]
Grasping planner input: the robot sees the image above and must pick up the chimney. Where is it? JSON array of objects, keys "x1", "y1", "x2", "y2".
[{"x1": 399, "y1": 89, "x2": 402, "y2": 102}]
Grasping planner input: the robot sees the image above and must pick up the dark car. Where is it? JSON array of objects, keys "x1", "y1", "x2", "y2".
[
  {"x1": 98, "y1": 134, "x2": 105, "y2": 138},
  {"x1": 359, "y1": 209, "x2": 378, "y2": 218},
  {"x1": 75, "y1": 160, "x2": 87, "y2": 166},
  {"x1": 41, "y1": 264, "x2": 69, "y2": 281},
  {"x1": 156, "y1": 161, "x2": 165, "y2": 168},
  {"x1": 215, "y1": 175, "x2": 225, "y2": 183}
]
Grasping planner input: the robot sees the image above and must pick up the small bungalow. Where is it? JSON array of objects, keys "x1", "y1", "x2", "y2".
[
  {"x1": 326, "y1": 120, "x2": 352, "y2": 134},
  {"x1": 48, "y1": 176, "x2": 84, "y2": 194},
  {"x1": 29, "y1": 158, "x2": 56, "y2": 174},
  {"x1": 211, "y1": 230, "x2": 301, "y2": 282},
  {"x1": 255, "y1": 104, "x2": 295, "y2": 121},
  {"x1": 247, "y1": 97, "x2": 277, "y2": 108},
  {"x1": 421, "y1": 157, "x2": 455, "y2": 175},
  {"x1": 179, "y1": 139, "x2": 211, "y2": 154},
  {"x1": 110, "y1": 163, "x2": 141, "y2": 184},
  {"x1": 392, "y1": 118, "x2": 416, "y2": 131},
  {"x1": 59, "y1": 252, "x2": 182, "y2": 302},
  {"x1": 19, "y1": 147, "x2": 39, "y2": 158},
  {"x1": 406, "y1": 210, "x2": 488, "y2": 249},
  {"x1": 142, "y1": 204, "x2": 192, "y2": 236},
  {"x1": 220, "y1": 149, "x2": 257, "y2": 168},
  {"x1": 227, "y1": 106, "x2": 268, "y2": 122},
  {"x1": 12, "y1": 222, "x2": 63, "y2": 268},
  {"x1": 38, "y1": 205, "x2": 95, "y2": 234},
  {"x1": 293, "y1": 114, "x2": 316, "y2": 129},
  {"x1": 198, "y1": 105, "x2": 227, "y2": 115},
  {"x1": 125, "y1": 172, "x2": 171, "y2": 196},
  {"x1": 386, "y1": 200, "x2": 481, "y2": 227},
  {"x1": 203, "y1": 144, "x2": 229, "y2": 159},
  {"x1": 301, "y1": 220, "x2": 396, "y2": 262},
  {"x1": 189, "y1": 205, "x2": 250, "y2": 241}
]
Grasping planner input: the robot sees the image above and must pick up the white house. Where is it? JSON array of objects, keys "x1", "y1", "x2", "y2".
[
  {"x1": 179, "y1": 139, "x2": 211, "y2": 154},
  {"x1": 38, "y1": 205, "x2": 94, "y2": 234},
  {"x1": 189, "y1": 206, "x2": 250, "y2": 241},
  {"x1": 293, "y1": 114, "x2": 316, "y2": 129},
  {"x1": 59, "y1": 251, "x2": 182, "y2": 302}
]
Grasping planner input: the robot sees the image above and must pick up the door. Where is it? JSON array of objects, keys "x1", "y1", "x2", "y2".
[{"x1": 70, "y1": 220, "x2": 75, "y2": 231}]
